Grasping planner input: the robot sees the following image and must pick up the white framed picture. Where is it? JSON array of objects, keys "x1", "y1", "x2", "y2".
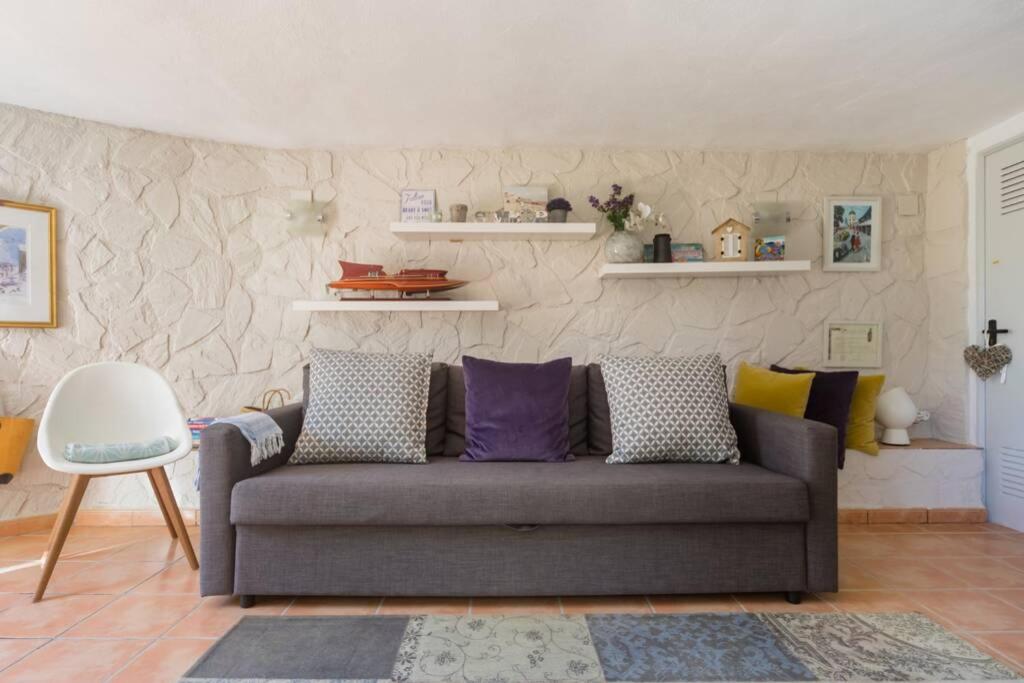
[
  {"x1": 823, "y1": 196, "x2": 881, "y2": 271},
  {"x1": 400, "y1": 189, "x2": 436, "y2": 223},
  {"x1": 0, "y1": 200, "x2": 57, "y2": 328},
  {"x1": 823, "y1": 320, "x2": 883, "y2": 368}
]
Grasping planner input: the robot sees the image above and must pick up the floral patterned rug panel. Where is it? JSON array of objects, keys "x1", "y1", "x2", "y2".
[{"x1": 181, "y1": 612, "x2": 1021, "y2": 682}]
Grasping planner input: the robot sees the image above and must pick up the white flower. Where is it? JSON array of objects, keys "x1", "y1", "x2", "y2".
[{"x1": 635, "y1": 202, "x2": 652, "y2": 220}]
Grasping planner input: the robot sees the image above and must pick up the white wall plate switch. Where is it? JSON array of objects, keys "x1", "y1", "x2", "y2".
[{"x1": 897, "y1": 194, "x2": 919, "y2": 216}]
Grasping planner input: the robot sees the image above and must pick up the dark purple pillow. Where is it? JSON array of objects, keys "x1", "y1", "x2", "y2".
[
  {"x1": 461, "y1": 356, "x2": 573, "y2": 462},
  {"x1": 771, "y1": 365, "x2": 858, "y2": 469}
]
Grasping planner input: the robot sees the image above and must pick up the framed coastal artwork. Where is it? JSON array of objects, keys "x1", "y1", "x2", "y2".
[
  {"x1": 823, "y1": 320, "x2": 883, "y2": 368},
  {"x1": 502, "y1": 186, "x2": 548, "y2": 216},
  {"x1": 0, "y1": 200, "x2": 57, "y2": 328},
  {"x1": 823, "y1": 196, "x2": 881, "y2": 271}
]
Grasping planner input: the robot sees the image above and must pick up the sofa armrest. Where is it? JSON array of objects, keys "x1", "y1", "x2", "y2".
[
  {"x1": 199, "y1": 402, "x2": 303, "y2": 596},
  {"x1": 729, "y1": 403, "x2": 838, "y2": 593}
]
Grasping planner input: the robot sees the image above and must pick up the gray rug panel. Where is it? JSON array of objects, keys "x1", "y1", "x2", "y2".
[{"x1": 183, "y1": 616, "x2": 407, "y2": 681}]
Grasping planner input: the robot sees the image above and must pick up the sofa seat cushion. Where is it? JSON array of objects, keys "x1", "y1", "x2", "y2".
[{"x1": 230, "y1": 456, "x2": 809, "y2": 526}]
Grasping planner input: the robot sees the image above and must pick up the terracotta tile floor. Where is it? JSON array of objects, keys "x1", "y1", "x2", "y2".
[{"x1": 0, "y1": 522, "x2": 1022, "y2": 681}]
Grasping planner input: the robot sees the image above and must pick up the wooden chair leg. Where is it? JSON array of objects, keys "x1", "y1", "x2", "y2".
[
  {"x1": 149, "y1": 466, "x2": 199, "y2": 570},
  {"x1": 34, "y1": 474, "x2": 90, "y2": 602},
  {"x1": 146, "y1": 469, "x2": 177, "y2": 539}
]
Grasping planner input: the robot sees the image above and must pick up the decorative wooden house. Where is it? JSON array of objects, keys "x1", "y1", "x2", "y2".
[{"x1": 711, "y1": 218, "x2": 752, "y2": 261}]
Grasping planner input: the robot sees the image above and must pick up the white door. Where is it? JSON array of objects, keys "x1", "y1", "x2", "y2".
[{"x1": 984, "y1": 138, "x2": 1024, "y2": 531}]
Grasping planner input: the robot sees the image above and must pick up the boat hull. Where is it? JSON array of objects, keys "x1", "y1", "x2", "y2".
[{"x1": 327, "y1": 260, "x2": 468, "y2": 295}]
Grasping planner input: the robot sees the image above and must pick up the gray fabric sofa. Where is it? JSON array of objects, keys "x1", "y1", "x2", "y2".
[{"x1": 200, "y1": 364, "x2": 837, "y2": 606}]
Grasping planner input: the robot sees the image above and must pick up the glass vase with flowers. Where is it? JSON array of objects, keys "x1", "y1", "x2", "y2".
[{"x1": 590, "y1": 185, "x2": 664, "y2": 263}]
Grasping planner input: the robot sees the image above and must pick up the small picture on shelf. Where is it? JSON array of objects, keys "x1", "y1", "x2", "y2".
[
  {"x1": 754, "y1": 235, "x2": 785, "y2": 261},
  {"x1": 643, "y1": 242, "x2": 704, "y2": 263},
  {"x1": 400, "y1": 189, "x2": 436, "y2": 223},
  {"x1": 673, "y1": 243, "x2": 704, "y2": 262},
  {"x1": 503, "y1": 186, "x2": 548, "y2": 219}
]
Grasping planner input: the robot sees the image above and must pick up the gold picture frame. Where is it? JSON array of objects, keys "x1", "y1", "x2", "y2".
[{"x1": 0, "y1": 199, "x2": 57, "y2": 328}]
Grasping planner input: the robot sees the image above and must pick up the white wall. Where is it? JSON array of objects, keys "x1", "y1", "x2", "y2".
[
  {"x1": 922, "y1": 141, "x2": 969, "y2": 442},
  {"x1": 0, "y1": 104, "x2": 969, "y2": 518}
]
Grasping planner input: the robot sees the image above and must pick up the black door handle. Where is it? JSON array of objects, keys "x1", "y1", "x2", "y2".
[{"x1": 986, "y1": 319, "x2": 1010, "y2": 346}]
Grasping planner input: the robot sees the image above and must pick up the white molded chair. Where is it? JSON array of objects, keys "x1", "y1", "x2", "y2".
[{"x1": 35, "y1": 362, "x2": 198, "y2": 601}]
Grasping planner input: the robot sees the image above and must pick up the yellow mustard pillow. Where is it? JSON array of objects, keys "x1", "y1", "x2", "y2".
[
  {"x1": 733, "y1": 362, "x2": 814, "y2": 418},
  {"x1": 846, "y1": 374, "x2": 885, "y2": 455}
]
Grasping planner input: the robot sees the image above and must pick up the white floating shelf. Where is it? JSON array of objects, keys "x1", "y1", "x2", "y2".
[
  {"x1": 294, "y1": 299, "x2": 500, "y2": 312},
  {"x1": 599, "y1": 260, "x2": 812, "y2": 279},
  {"x1": 390, "y1": 221, "x2": 596, "y2": 241}
]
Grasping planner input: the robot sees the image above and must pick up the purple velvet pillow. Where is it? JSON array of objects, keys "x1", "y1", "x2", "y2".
[{"x1": 460, "y1": 356, "x2": 573, "y2": 462}]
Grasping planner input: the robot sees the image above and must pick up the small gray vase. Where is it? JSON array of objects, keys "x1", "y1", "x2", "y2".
[
  {"x1": 548, "y1": 208, "x2": 568, "y2": 223},
  {"x1": 604, "y1": 229, "x2": 644, "y2": 263}
]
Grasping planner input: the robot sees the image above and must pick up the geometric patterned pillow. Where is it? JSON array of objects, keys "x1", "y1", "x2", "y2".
[
  {"x1": 290, "y1": 349, "x2": 431, "y2": 464},
  {"x1": 600, "y1": 353, "x2": 740, "y2": 464}
]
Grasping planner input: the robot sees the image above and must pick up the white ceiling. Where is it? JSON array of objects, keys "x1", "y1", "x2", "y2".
[{"x1": 2, "y1": 0, "x2": 1024, "y2": 151}]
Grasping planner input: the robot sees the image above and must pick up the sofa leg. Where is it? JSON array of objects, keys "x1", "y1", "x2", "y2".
[
  {"x1": 239, "y1": 595, "x2": 255, "y2": 609},
  {"x1": 785, "y1": 591, "x2": 803, "y2": 605}
]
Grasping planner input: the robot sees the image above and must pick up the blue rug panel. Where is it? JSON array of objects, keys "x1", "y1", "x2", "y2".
[{"x1": 586, "y1": 613, "x2": 816, "y2": 682}]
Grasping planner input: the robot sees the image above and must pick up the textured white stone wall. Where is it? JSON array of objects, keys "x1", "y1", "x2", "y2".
[
  {"x1": 920, "y1": 141, "x2": 970, "y2": 443},
  {"x1": 839, "y1": 447, "x2": 984, "y2": 509},
  {"x1": 0, "y1": 104, "x2": 969, "y2": 519}
]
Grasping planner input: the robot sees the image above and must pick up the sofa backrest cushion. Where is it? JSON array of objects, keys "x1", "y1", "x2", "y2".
[
  {"x1": 304, "y1": 361, "x2": 450, "y2": 457},
  {"x1": 443, "y1": 364, "x2": 590, "y2": 457},
  {"x1": 586, "y1": 364, "x2": 613, "y2": 456}
]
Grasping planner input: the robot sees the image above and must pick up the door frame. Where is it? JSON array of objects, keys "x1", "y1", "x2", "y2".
[{"x1": 967, "y1": 111, "x2": 1024, "y2": 448}]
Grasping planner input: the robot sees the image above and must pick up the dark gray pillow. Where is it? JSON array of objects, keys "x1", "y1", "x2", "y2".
[
  {"x1": 292, "y1": 349, "x2": 431, "y2": 464},
  {"x1": 600, "y1": 353, "x2": 739, "y2": 464},
  {"x1": 587, "y1": 364, "x2": 613, "y2": 456}
]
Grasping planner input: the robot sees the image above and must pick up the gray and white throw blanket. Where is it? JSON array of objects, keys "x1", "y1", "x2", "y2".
[{"x1": 193, "y1": 412, "x2": 284, "y2": 490}]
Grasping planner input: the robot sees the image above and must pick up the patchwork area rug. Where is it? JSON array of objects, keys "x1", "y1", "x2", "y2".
[{"x1": 181, "y1": 612, "x2": 1021, "y2": 682}]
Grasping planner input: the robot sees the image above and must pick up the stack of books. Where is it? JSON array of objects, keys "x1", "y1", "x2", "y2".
[{"x1": 187, "y1": 417, "x2": 216, "y2": 448}]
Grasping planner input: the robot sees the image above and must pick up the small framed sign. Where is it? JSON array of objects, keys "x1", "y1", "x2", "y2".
[
  {"x1": 0, "y1": 200, "x2": 57, "y2": 328},
  {"x1": 400, "y1": 189, "x2": 436, "y2": 223},
  {"x1": 823, "y1": 320, "x2": 882, "y2": 368}
]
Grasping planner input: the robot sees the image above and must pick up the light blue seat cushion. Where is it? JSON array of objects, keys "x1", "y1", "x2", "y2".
[{"x1": 63, "y1": 436, "x2": 179, "y2": 464}]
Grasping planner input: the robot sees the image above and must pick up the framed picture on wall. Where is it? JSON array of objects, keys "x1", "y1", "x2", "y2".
[
  {"x1": 823, "y1": 196, "x2": 881, "y2": 271},
  {"x1": 823, "y1": 320, "x2": 883, "y2": 368},
  {"x1": 0, "y1": 200, "x2": 57, "y2": 328}
]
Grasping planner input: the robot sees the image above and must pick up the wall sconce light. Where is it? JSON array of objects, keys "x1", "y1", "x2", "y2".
[
  {"x1": 285, "y1": 190, "x2": 328, "y2": 235},
  {"x1": 751, "y1": 201, "x2": 794, "y2": 232}
]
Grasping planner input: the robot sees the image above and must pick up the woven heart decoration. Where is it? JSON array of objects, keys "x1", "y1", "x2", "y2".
[{"x1": 964, "y1": 344, "x2": 1012, "y2": 379}]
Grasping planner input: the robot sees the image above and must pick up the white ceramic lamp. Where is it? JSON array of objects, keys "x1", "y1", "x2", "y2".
[{"x1": 875, "y1": 387, "x2": 917, "y2": 446}]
